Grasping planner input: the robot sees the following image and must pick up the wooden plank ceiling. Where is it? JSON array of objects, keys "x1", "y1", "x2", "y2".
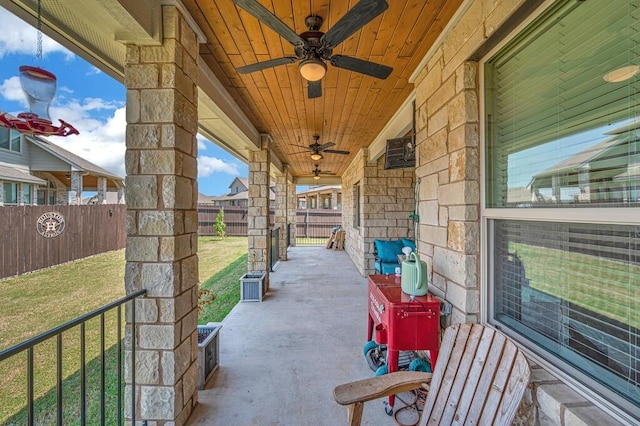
[{"x1": 183, "y1": 0, "x2": 463, "y2": 178}]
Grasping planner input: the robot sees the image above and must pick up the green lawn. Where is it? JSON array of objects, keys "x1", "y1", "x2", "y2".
[
  {"x1": 0, "y1": 236, "x2": 247, "y2": 424},
  {"x1": 512, "y1": 243, "x2": 640, "y2": 329}
]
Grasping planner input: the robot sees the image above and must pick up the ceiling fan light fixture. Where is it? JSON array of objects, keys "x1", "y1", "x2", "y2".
[
  {"x1": 299, "y1": 58, "x2": 326, "y2": 81},
  {"x1": 310, "y1": 152, "x2": 323, "y2": 161},
  {"x1": 313, "y1": 175, "x2": 320, "y2": 180},
  {"x1": 603, "y1": 65, "x2": 639, "y2": 83}
]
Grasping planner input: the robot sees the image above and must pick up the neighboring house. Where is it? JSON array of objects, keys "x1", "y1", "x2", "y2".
[
  {"x1": 203, "y1": 177, "x2": 275, "y2": 207},
  {"x1": 0, "y1": 128, "x2": 124, "y2": 206},
  {"x1": 528, "y1": 121, "x2": 640, "y2": 204},
  {"x1": 297, "y1": 185, "x2": 341, "y2": 210}
]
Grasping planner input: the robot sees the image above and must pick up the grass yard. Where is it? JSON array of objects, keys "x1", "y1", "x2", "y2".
[
  {"x1": 512, "y1": 243, "x2": 640, "y2": 329},
  {"x1": 0, "y1": 236, "x2": 247, "y2": 424}
]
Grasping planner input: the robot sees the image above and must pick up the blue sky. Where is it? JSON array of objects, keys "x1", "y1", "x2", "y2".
[{"x1": 0, "y1": 7, "x2": 247, "y2": 196}]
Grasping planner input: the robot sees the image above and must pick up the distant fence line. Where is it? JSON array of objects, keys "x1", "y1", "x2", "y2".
[
  {"x1": 0, "y1": 205, "x2": 340, "y2": 280},
  {"x1": 0, "y1": 205, "x2": 126, "y2": 280},
  {"x1": 197, "y1": 206, "x2": 342, "y2": 240}
]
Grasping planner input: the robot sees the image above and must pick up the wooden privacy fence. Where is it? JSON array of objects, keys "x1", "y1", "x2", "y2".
[
  {"x1": 197, "y1": 206, "x2": 342, "y2": 240},
  {"x1": 0, "y1": 205, "x2": 126, "y2": 280}
]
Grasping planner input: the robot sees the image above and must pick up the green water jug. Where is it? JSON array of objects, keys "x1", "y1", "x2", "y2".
[{"x1": 401, "y1": 252, "x2": 428, "y2": 296}]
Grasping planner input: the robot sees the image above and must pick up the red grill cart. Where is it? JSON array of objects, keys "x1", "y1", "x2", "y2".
[{"x1": 367, "y1": 274, "x2": 440, "y2": 410}]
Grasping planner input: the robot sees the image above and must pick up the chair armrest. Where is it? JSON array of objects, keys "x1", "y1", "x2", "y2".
[{"x1": 333, "y1": 371, "x2": 432, "y2": 406}]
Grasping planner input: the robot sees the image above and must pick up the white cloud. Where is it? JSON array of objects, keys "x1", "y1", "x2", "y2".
[
  {"x1": 0, "y1": 76, "x2": 27, "y2": 105},
  {"x1": 0, "y1": 9, "x2": 74, "y2": 60},
  {"x1": 198, "y1": 156, "x2": 240, "y2": 177},
  {"x1": 196, "y1": 135, "x2": 207, "y2": 151},
  {"x1": 49, "y1": 105, "x2": 126, "y2": 178}
]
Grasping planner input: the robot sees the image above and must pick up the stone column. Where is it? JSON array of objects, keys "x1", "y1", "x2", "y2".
[
  {"x1": 287, "y1": 169, "x2": 296, "y2": 247},
  {"x1": 331, "y1": 190, "x2": 338, "y2": 210},
  {"x1": 274, "y1": 166, "x2": 287, "y2": 261},
  {"x1": 316, "y1": 194, "x2": 320, "y2": 210},
  {"x1": 70, "y1": 170, "x2": 83, "y2": 205},
  {"x1": 0, "y1": 181, "x2": 4, "y2": 206},
  {"x1": 247, "y1": 135, "x2": 271, "y2": 290},
  {"x1": 117, "y1": 187, "x2": 125, "y2": 204},
  {"x1": 56, "y1": 189, "x2": 67, "y2": 205},
  {"x1": 124, "y1": 6, "x2": 200, "y2": 425},
  {"x1": 97, "y1": 176, "x2": 107, "y2": 204},
  {"x1": 414, "y1": 61, "x2": 480, "y2": 325}
]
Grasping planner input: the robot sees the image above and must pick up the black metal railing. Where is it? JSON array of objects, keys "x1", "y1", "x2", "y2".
[
  {"x1": 286, "y1": 223, "x2": 292, "y2": 247},
  {"x1": 295, "y1": 222, "x2": 342, "y2": 246},
  {"x1": 0, "y1": 289, "x2": 146, "y2": 425},
  {"x1": 270, "y1": 227, "x2": 280, "y2": 272}
]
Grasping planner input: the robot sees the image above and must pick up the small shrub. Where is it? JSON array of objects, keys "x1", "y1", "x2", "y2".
[{"x1": 214, "y1": 209, "x2": 226, "y2": 238}]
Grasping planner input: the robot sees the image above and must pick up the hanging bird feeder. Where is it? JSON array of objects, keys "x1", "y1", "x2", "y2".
[{"x1": 0, "y1": 1, "x2": 78, "y2": 136}]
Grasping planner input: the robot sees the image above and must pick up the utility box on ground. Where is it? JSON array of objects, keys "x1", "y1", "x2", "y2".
[
  {"x1": 240, "y1": 272, "x2": 266, "y2": 302},
  {"x1": 197, "y1": 322, "x2": 222, "y2": 389}
]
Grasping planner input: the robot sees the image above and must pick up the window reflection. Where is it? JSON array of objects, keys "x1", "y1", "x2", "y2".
[{"x1": 497, "y1": 119, "x2": 640, "y2": 207}]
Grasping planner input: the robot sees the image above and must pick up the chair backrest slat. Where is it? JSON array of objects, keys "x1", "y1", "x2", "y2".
[
  {"x1": 420, "y1": 323, "x2": 530, "y2": 426},
  {"x1": 452, "y1": 325, "x2": 501, "y2": 425},
  {"x1": 421, "y1": 322, "x2": 468, "y2": 424}
]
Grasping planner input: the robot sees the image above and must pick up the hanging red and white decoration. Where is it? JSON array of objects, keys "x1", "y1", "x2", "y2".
[{"x1": 0, "y1": 1, "x2": 78, "y2": 137}]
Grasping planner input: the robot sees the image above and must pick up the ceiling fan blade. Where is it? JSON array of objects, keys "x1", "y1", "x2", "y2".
[
  {"x1": 317, "y1": 142, "x2": 336, "y2": 150},
  {"x1": 308, "y1": 80, "x2": 322, "y2": 99},
  {"x1": 236, "y1": 57, "x2": 297, "y2": 74},
  {"x1": 330, "y1": 55, "x2": 392, "y2": 79},
  {"x1": 292, "y1": 144, "x2": 312, "y2": 150},
  {"x1": 323, "y1": 149, "x2": 350, "y2": 155},
  {"x1": 233, "y1": 0, "x2": 307, "y2": 47},
  {"x1": 320, "y1": 171, "x2": 337, "y2": 175},
  {"x1": 320, "y1": 0, "x2": 388, "y2": 48}
]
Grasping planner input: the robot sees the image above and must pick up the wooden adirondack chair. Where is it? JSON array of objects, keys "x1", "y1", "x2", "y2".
[{"x1": 334, "y1": 323, "x2": 530, "y2": 426}]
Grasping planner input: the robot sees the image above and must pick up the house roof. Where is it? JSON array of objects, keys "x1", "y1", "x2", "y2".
[
  {"x1": 529, "y1": 127, "x2": 638, "y2": 188},
  {"x1": 0, "y1": 164, "x2": 47, "y2": 185},
  {"x1": 297, "y1": 185, "x2": 342, "y2": 196},
  {"x1": 27, "y1": 135, "x2": 123, "y2": 181},
  {"x1": 215, "y1": 190, "x2": 276, "y2": 201},
  {"x1": 229, "y1": 177, "x2": 248, "y2": 190},
  {"x1": 198, "y1": 192, "x2": 215, "y2": 203}
]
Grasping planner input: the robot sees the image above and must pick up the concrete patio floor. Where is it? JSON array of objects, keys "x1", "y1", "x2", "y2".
[{"x1": 188, "y1": 246, "x2": 412, "y2": 426}]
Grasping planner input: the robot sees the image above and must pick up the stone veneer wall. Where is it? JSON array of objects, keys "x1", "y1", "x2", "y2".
[
  {"x1": 342, "y1": 149, "x2": 415, "y2": 276},
  {"x1": 410, "y1": 0, "x2": 624, "y2": 424},
  {"x1": 123, "y1": 6, "x2": 200, "y2": 425},
  {"x1": 274, "y1": 166, "x2": 288, "y2": 260},
  {"x1": 247, "y1": 138, "x2": 271, "y2": 290},
  {"x1": 342, "y1": 150, "x2": 367, "y2": 275}
]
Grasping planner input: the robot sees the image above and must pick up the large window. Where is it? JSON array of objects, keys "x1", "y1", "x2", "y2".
[
  {"x1": 37, "y1": 181, "x2": 56, "y2": 206},
  {"x1": 3, "y1": 183, "x2": 18, "y2": 204},
  {"x1": 484, "y1": 0, "x2": 640, "y2": 418},
  {"x1": 22, "y1": 184, "x2": 31, "y2": 205},
  {"x1": 0, "y1": 128, "x2": 21, "y2": 152}
]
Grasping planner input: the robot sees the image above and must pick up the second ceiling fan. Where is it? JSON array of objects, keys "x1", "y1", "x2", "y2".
[
  {"x1": 295, "y1": 135, "x2": 350, "y2": 160},
  {"x1": 233, "y1": 0, "x2": 393, "y2": 99}
]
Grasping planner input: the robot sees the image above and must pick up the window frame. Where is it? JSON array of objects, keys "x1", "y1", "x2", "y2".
[
  {"x1": 353, "y1": 183, "x2": 361, "y2": 229},
  {"x1": 479, "y1": 0, "x2": 640, "y2": 421},
  {"x1": 3, "y1": 182, "x2": 18, "y2": 205},
  {"x1": 0, "y1": 128, "x2": 22, "y2": 153}
]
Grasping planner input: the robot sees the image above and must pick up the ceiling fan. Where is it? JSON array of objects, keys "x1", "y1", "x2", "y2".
[
  {"x1": 311, "y1": 164, "x2": 337, "y2": 180},
  {"x1": 295, "y1": 135, "x2": 350, "y2": 161},
  {"x1": 233, "y1": 0, "x2": 393, "y2": 99}
]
